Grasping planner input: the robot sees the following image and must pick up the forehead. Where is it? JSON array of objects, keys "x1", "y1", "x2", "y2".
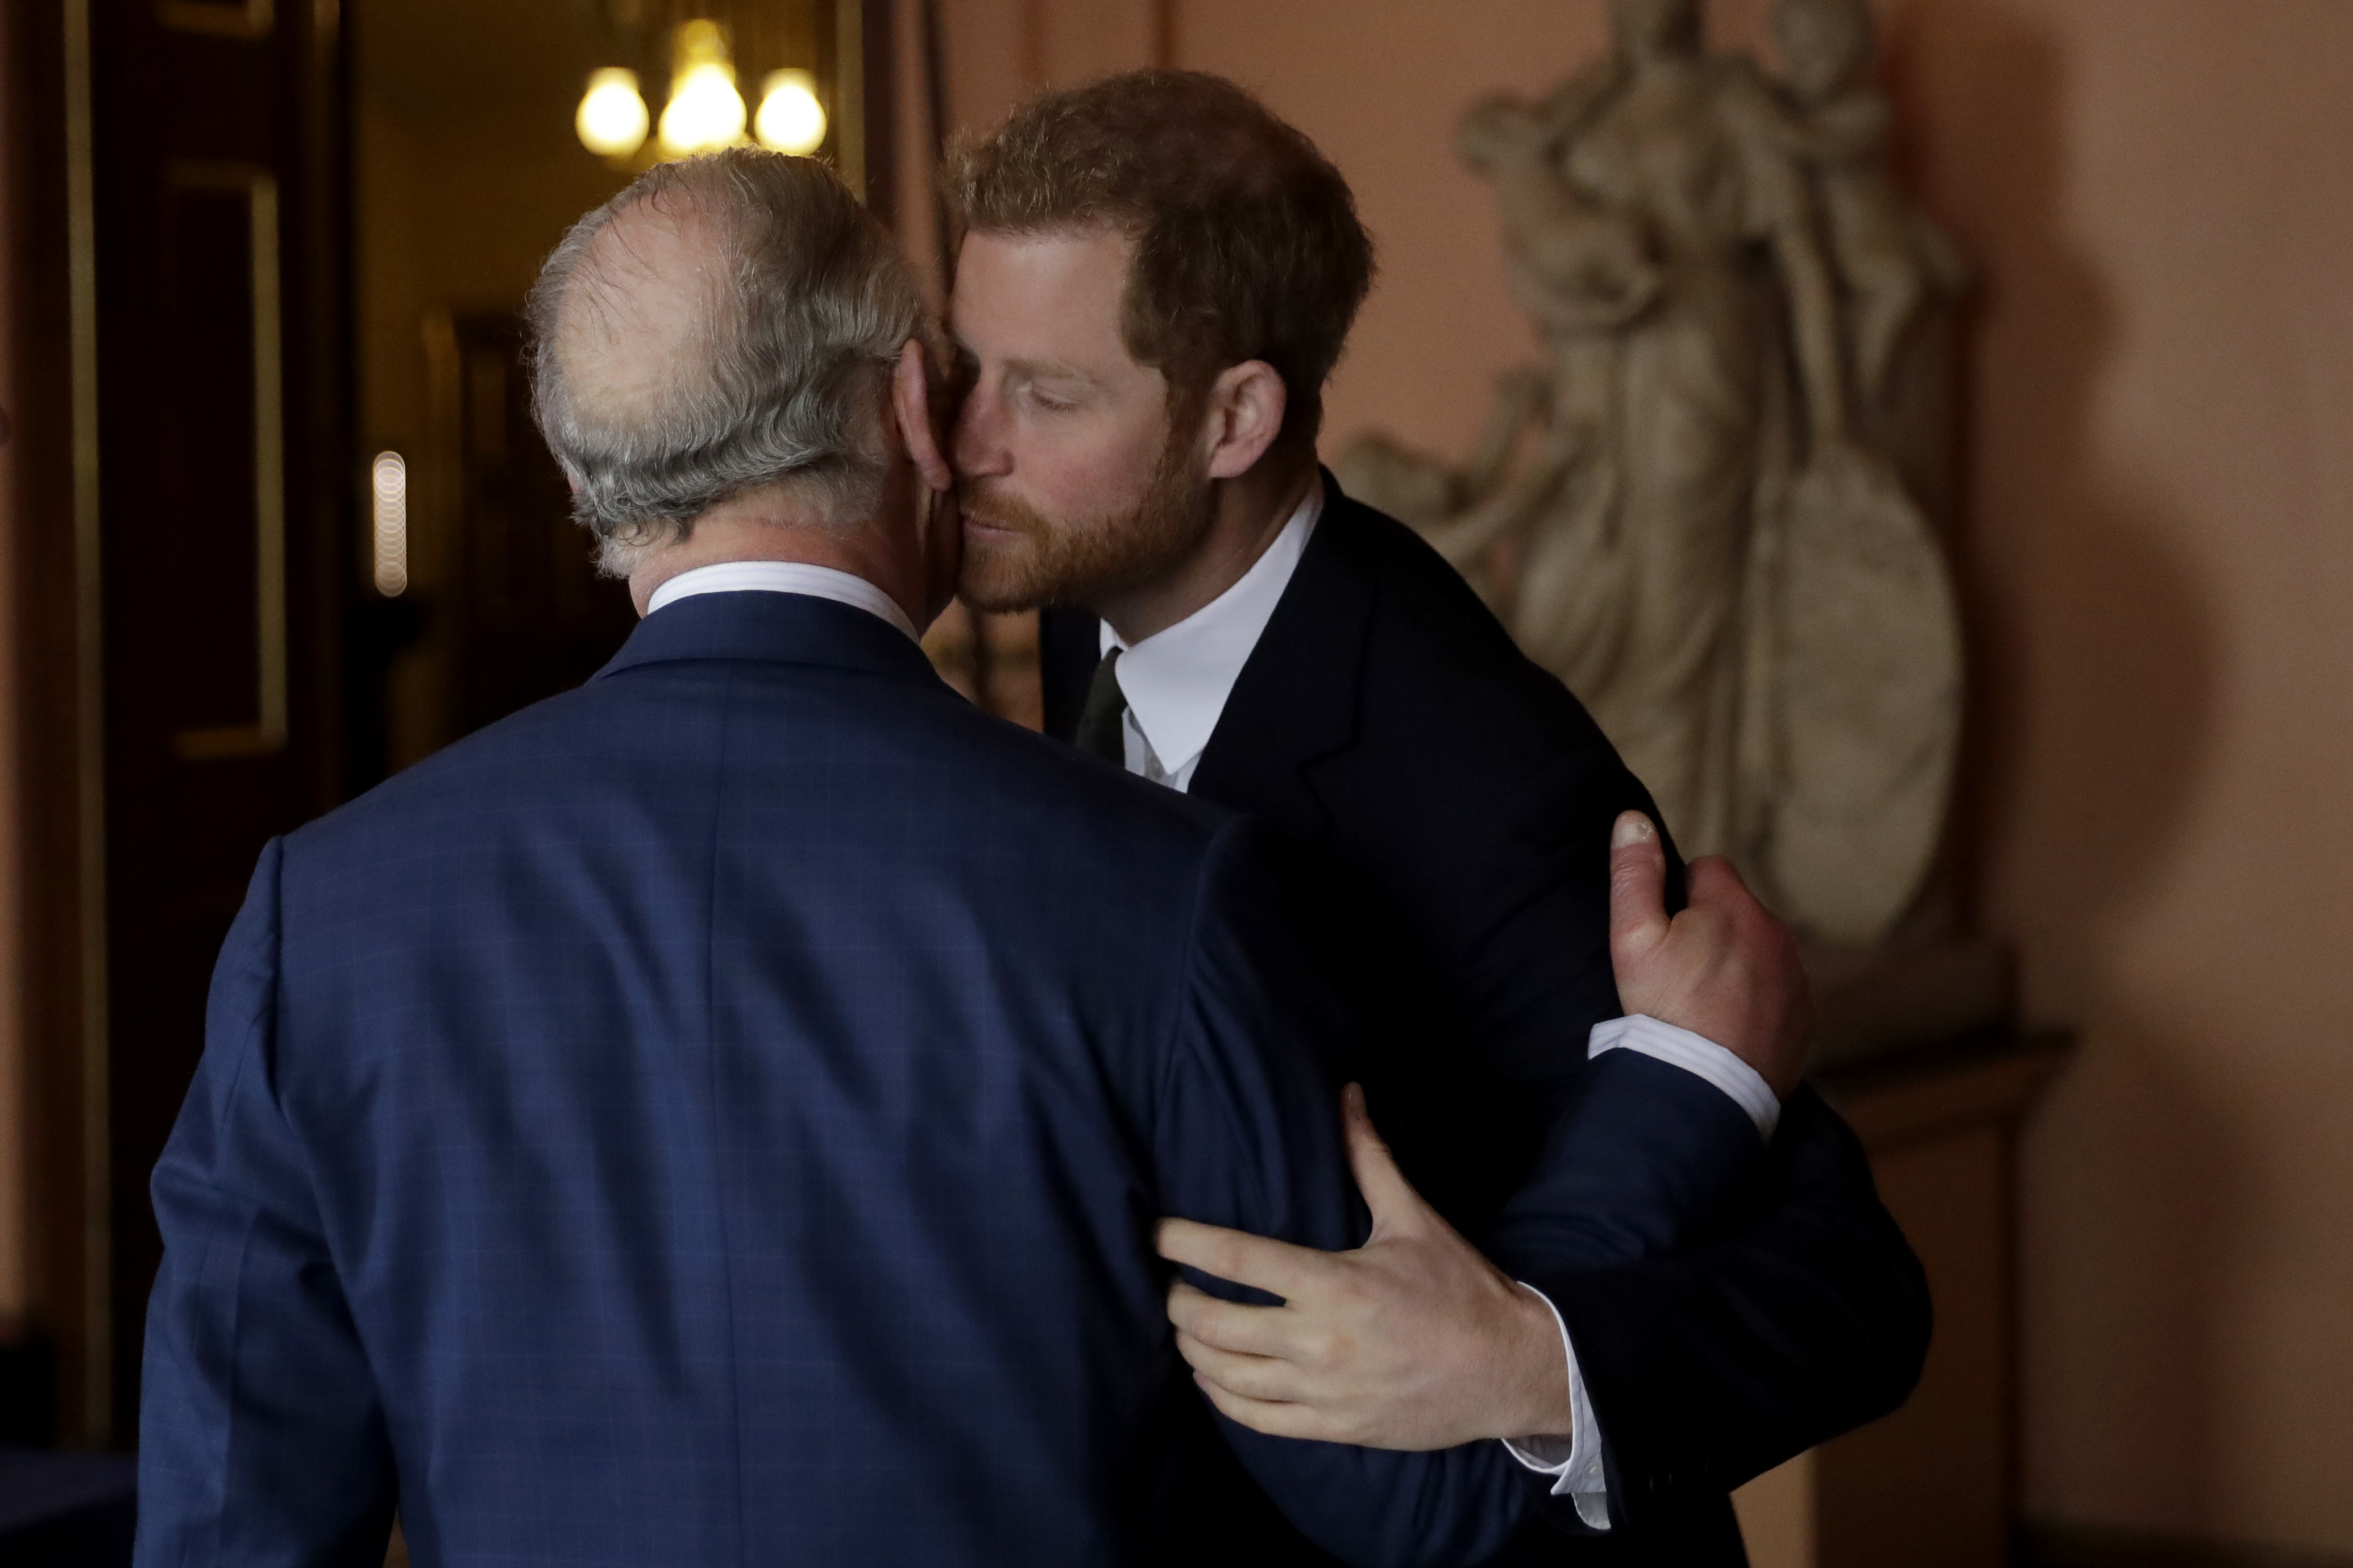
[{"x1": 949, "y1": 227, "x2": 1139, "y2": 363}]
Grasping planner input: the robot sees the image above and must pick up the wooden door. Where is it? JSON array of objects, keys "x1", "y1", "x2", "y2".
[
  {"x1": 433, "y1": 313, "x2": 638, "y2": 737},
  {"x1": 84, "y1": 0, "x2": 351, "y2": 1438}
]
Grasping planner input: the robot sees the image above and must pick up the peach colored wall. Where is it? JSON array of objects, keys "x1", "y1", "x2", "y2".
[
  {"x1": 944, "y1": 0, "x2": 2353, "y2": 1553},
  {"x1": 1891, "y1": 2, "x2": 2353, "y2": 1552},
  {"x1": 937, "y1": 0, "x2": 1159, "y2": 129}
]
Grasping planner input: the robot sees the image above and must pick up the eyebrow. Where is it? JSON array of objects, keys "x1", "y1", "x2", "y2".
[
  {"x1": 1009, "y1": 359, "x2": 1101, "y2": 387},
  {"x1": 948, "y1": 334, "x2": 1102, "y2": 388}
]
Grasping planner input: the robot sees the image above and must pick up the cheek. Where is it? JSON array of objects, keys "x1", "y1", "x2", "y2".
[{"x1": 1008, "y1": 418, "x2": 1164, "y2": 521}]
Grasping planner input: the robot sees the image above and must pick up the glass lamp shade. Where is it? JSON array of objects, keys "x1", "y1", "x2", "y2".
[
  {"x1": 755, "y1": 69, "x2": 828, "y2": 155},
  {"x1": 659, "y1": 61, "x2": 747, "y2": 154},
  {"x1": 576, "y1": 68, "x2": 650, "y2": 158}
]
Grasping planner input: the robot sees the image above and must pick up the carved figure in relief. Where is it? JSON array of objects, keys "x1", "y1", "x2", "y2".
[
  {"x1": 1768, "y1": 0, "x2": 1968, "y2": 405},
  {"x1": 1335, "y1": 0, "x2": 1964, "y2": 946}
]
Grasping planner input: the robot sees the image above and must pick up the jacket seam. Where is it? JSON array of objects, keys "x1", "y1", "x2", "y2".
[
  {"x1": 701, "y1": 666, "x2": 750, "y2": 1568},
  {"x1": 1151, "y1": 820, "x2": 1243, "y2": 1170}
]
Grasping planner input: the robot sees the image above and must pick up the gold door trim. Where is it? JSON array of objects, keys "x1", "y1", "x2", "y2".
[
  {"x1": 156, "y1": 0, "x2": 273, "y2": 40},
  {"x1": 62, "y1": 0, "x2": 113, "y2": 1445},
  {"x1": 166, "y1": 161, "x2": 289, "y2": 763}
]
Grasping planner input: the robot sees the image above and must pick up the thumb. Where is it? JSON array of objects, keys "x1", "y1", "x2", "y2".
[
  {"x1": 1342, "y1": 1084, "x2": 1430, "y2": 1240},
  {"x1": 1683, "y1": 854, "x2": 1752, "y2": 914},
  {"x1": 1609, "y1": 812, "x2": 1670, "y2": 973}
]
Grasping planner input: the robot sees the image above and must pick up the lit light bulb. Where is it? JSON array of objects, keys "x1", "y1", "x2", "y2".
[
  {"x1": 575, "y1": 68, "x2": 649, "y2": 159},
  {"x1": 659, "y1": 19, "x2": 746, "y2": 155},
  {"x1": 660, "y1": 62, "x2": 745, "y2": 152},
  {"x1": 755, "y1": 69, "x2": 828, "y2": 155}
]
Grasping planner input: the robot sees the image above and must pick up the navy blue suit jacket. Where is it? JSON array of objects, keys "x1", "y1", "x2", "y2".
[{"x1": 136, "y1": 590, "x2": 1758, "y2": 1568}]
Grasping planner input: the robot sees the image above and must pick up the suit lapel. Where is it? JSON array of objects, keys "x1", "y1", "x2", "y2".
[{"x1": 1188, "y1": 479, "x2": 1378, "y2": 841}]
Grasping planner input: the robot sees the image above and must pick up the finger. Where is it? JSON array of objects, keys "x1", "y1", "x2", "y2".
[
  {"x1": 1608, "y1": 812, "x2": 1670, "y2": 969},
  {"x1": 1174, "y1": 1329, "x2": 1312, "y2": 1405},
  {"x1": 1155, "y1": 1217, "x2": 1330, "y2": 1300},
  {"x1": 1165, "y1": 1280, "x2": 1306, "y2": 1359},
  {"x1": 1341, "y1": 1084, "x2": 1432, "y2": 1240},
  {"x1": 1192, "y1": 1375, "x2": 1337, "y2": 1443}
]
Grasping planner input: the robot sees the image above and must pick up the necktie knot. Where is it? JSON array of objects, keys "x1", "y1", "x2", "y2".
[{"x1": 1076, "y1": 650, "x2": 1127, "y2": 764}]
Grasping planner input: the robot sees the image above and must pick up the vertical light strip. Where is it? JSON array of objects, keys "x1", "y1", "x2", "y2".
[
  {"x1": 371, "y1": 452, "x2": 408, "y2": 596},
  {"x1": 1018, "y1": 0, "x2": 1045, "y2": 91},
  {"x1": 835, "y1": 0, "x2": 864, "y2": 201},
  {"x1": 61, "y1": 0, "x2": 113, "y2": 1445},
  {"x1": 1151, "y1": 0, "x2": 1176, "y2": 68}
]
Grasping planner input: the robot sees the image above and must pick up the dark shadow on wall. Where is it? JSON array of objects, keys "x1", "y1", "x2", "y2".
[
  {"x1": 1880, "y1": 0, "x2": 2215, "y2": 928},
  {"x1": 1880, "y1": 0, "x2": 2225, "y2": 1527}
]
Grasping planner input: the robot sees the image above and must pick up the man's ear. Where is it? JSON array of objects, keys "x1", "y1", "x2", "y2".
[
  {"x1": 891, "y1": 339, "x2": 953, "y2": 493},
  {"x1": 1199, "y1": 360, "x2": 1289, "y2": 482}
]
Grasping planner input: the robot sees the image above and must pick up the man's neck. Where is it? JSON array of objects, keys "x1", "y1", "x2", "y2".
[
  {"x1": 1094, "y1": 450, "x2": 1319, "y2": 646},
  {"x1": 626, "y1": 484, "x2": 922, "y2": 625}
]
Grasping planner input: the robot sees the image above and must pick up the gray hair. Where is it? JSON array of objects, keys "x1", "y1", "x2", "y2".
[{"x1": 526, "y1": 149, "x2": 926, "y2": 574}]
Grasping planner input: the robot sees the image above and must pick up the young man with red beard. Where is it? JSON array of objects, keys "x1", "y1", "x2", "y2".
[{"x1": 944, "y1": 72, "x2": 1930, "y2": 1565}]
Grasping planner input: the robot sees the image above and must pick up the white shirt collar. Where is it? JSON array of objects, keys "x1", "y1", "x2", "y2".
[
  {"x1": 645, "y1": 559, "x2": 920, "y2": 642},
  {"x1": 1099, "y1": 480, "x2": 1323, "y2": 789}
]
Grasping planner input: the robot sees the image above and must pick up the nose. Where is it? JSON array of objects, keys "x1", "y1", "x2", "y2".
[{"x1": 952, "y1": 377, "x2": 1012, "y2": 481}]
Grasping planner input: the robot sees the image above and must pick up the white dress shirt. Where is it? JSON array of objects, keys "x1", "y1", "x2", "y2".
[
  {"x1": 1098, "y1": 485, "x2": 1322, "y2": 789},
  {"x1": 646, "y1": 559, "x2": 920, "y2": 641},
  {"x1": 1093, "y1": 479, "x2": 1781, "y2": 1531}
]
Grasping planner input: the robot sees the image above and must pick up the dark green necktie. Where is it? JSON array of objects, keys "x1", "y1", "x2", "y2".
[{"x1": 1076, "y1": 650, "x2": 1127, "y2": 765}]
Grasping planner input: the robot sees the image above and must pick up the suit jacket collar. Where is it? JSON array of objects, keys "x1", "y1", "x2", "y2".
[
  {"x1": 1186, "y1": 470, "x2": 1379, "y2": 826},
  {"x1": 594, "y1": 588, "x2": 949, "y2": 692}
]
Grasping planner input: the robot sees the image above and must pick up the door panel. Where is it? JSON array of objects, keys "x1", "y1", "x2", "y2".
[
  {"x1": 437, "y1": 313, "x2": 637, "y2": 737},
  {"x1": 86, "y1": 0, "x2": 347, "y2": 1437},
  {"x1": 157, "y1": 161, "x2": 280, "y2": 755}
]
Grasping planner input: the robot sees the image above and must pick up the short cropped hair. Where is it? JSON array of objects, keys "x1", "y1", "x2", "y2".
[
  {"x1": 941, "y1": 70, "x2": 1376, "y2": 444},
  {"x1": 526, "y1": 149, "x2": 924, "y2": 570}
]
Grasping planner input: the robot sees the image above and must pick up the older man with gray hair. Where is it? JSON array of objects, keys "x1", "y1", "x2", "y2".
[
  {"x1": 134, "y1": 148, "x2": 1810, "y2": 1567},
  {"x1": 526, "y1": 148, "x2": 957, "y2": 611}
]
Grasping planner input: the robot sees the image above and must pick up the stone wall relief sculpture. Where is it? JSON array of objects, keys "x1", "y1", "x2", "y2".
[{"x1": 1339, "y1": 0, "x2": 1968, "y2": 951}]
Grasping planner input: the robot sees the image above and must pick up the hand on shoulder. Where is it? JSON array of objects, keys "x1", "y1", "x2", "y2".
[{"x1": 1608, "y1": 812, "x2": 1813, "y2": 1100}]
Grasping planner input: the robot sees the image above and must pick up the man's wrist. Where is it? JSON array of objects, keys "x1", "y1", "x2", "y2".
[
  {"x1": 1498, "y1": 1280, "x2": 1577, "y2": 1438},
  {"x1": 1589, "y1": 1014, "x2": 1782, "y2": 1140}
]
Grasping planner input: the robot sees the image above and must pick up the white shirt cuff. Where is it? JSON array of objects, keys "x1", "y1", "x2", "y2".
[
  {"x1": 1500, "y1": 1283, "x2": 1612, "y2": 1530},
  {"x1": 1588, "y1": 1014, "x2": 1781, "y2": 1141}
]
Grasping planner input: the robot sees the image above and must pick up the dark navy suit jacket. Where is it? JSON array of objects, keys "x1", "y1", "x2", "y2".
[
  {"x1": 1041, "y1": 480, "x2": 1933, "y2": 1563},
  {"x1": 135, "y1": 590, "x2": 1759, "y2": 1568}
]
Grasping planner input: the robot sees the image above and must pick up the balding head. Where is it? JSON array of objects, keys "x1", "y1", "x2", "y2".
[
  {"x1": 551, "y1": 196, "x2": 729, "y2": 431},
  {"x1": 528, "y1": 151, "x2": 927, "y2": 574}
]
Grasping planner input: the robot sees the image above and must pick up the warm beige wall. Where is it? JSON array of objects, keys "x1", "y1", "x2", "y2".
[
  {"x1": 947, "y1": 0, "x2": 2353, "y2": 1553},
  {"x1": 1885, "y1": 2, "x2": 2353, "y2": 1552}
]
